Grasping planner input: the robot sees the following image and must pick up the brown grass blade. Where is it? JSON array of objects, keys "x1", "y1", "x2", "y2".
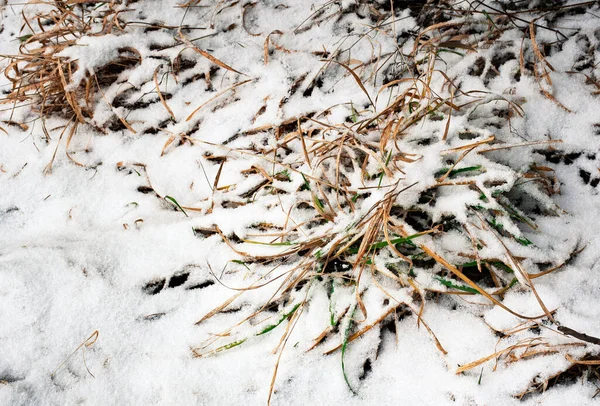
[
  {"x1": 456, "y1": 340, "x2": 542, "y2": 374},
  {"x1": 195, "y1": 291, "x2": 245, "y2": 325},
  {"x1": 154, "y1": 67, "x2": 176, "y2": 120},
  {"x1": 420, "y1": 244, "x2": 547, "y2": 320},
  {"x1": 565, "y1": 354, "x2": 600, "y2": 365},
  {"x1": 65, "y1": 121, "x2": 84, "y2": 167},
  {"x1": 186, "y1": 79, "x2": 252, "y2": 121},
  {"x1": 213, "y1": 160, "x2": 225, "y2": 191},
  {"x1": 264, "y1": 30, "x2": 283, "y2": 65},
  {"x1": 322, "y1": 59, "x2": 375, "y2": 109},
  {"x1": 179, "y1": 32, "x2": 246, "y2": 76},
  {"x1": 324, "y1": 303, "x2": 404, "y2": 355}
]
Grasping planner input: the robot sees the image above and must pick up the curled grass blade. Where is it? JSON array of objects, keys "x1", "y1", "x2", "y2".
[{"x1": 165, "y1": 195, "x2": 189, "y2": 217}]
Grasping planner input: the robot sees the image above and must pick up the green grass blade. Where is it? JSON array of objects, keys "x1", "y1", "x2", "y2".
[
  {"x1": 516, "y1": 237, "x2": 533, "y2": 246},
  {"x1": 232, "y1": 259, "x2": 252, "y2": 272},
  {"x1": 434, "y1": 276, "x2": 480, "y2": 294},
  {"x1": 300, "y1": 173, "x2": 311, "y2": 191},
  {"x1": 341, "y1": 305, "x2": 357, "y2": 395},
  {"x1": 165, "y1": 195, "x2": 189, "y2": 217},
  {"x1": 329, "y1": 282, "x2": 336, "y2": 326},
  {"x1": 256, "y1": 303, "x2": 301, "y2": 336},
  {"x1": 437, "y1": 48, "x2": 466, "y2": 57},
  {"x1": 214, "y1": 338, "x2": 247, "y2": 354},
  {"x1": 313, "y1": 194, "x2": 325, "y2": 211},
  {"x1": 377, "y1": 150, "x2": 393, "y2": 188},
  {"x1": 436, "y1": 165, "x2": 482, "y2": 179}
]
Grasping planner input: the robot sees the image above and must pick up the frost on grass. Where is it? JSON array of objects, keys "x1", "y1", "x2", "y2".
[{"x1": 1, "y1": 0, "x2": 600, "y2": 404}]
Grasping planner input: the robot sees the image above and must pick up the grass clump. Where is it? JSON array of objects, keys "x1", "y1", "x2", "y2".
[
  {"x1": 2, "y1": 1, "x2": 134, "y2": 118},
  {"x1": 1, "y1": 1, "x2": 139, "y2": 171},
  {"x1": 188, "y1": 2, "x2": 592, "y2": 402}
]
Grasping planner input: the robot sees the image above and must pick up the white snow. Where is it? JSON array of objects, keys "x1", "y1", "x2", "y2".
[{"x1": 2, "y1": 0, "x2": 600, "y2": 405}]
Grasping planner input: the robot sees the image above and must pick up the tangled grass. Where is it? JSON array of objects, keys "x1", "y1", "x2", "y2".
[
  {"x1": 1, "y1": 0, "x2": 141, "y2": 171},
  {"x1": 186, "y1": 1, "x2": 594, "y2": 401}
]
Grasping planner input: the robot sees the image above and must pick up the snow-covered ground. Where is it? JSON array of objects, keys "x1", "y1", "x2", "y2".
[{"x1": 1, "y1": 1, "x2": 600, "y2": 404}]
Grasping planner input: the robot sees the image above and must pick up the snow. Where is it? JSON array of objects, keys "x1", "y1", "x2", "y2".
[{"x1": 2, "y1": 0, "x2": 600, "y2": 405}]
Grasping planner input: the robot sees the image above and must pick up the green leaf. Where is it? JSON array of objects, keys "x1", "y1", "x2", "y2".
[
  {"x1": 434, "y1": 276, "x2": 480, "y2": 294},
  {"x1": 17, "y1": 34, "x2": 33, "y2": 43},
  {"x1": 329, "y1": 282, "x2": 336, "y2": 326},
  {"x1": 300, "y1": 173, "x2": 311, "y2": 191},
  {"x1": 493, "y1": 262, "x2": 514, "y2": 273},
  {"x1": 215, "y1": 338, "x2": 247, "y2": 353},
  {"x1": 275, "y1": 169, "x2": 290, "y2": 181},
  {"x1": 437, "y1": 48, "x2": 466, "y2": 57},
  {"x1": 256, "y1": 303, "x2": 301, "y2": 336},
  {"x1": 436, "y1": 165, "x2": 482, "y2": 179},
  {"x1": 164, "y1": 195, "x2": 188, "y2": 217},
  {"x1": 482, "y1": 10, "x2": 499, "y2": 32},
  {"x1": 232, "y1": 259, "x2": 252, "y2": 272},
  {"x1": 313, "y1": 195, "x2": 325, "y2": 211},
  {"x1": 378, "y1": 150, "x2": 393, "y2": 187},
  {"x1": 341, "y1": 305, "x2": 358, "y2": 395},
  {"x1": 350, "y1": 102, "x2": 358, "y2": 123},
  {"x1": 489, "y1": 217, "x2": 504, "y2": 230},
  {"x1": 408, "y1": 101, "x2": 419, "y2": 114},
  {"x1": 516, "y1": 237, "x2": 533, "y2": 246},
  {"x1": 458, "y1": 260, "x2": 513, "y2": 273},
  {"x1": 500, "y1": 200, "x2": 535, "y2": 227}
]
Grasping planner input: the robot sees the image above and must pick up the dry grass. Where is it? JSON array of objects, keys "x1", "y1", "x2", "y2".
[
  {"x1": 1, "y1": 0, "x2": 139, "y2": 171},
  {"x1": 2, "y1": 1, "x2": 129, "y2": 119},
  {"x1": 517, "y1": 353, "x2": 600, "y2": 400},
  {"x1": 185, "y1": 2, "x2": 599, "y2": 402}
]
